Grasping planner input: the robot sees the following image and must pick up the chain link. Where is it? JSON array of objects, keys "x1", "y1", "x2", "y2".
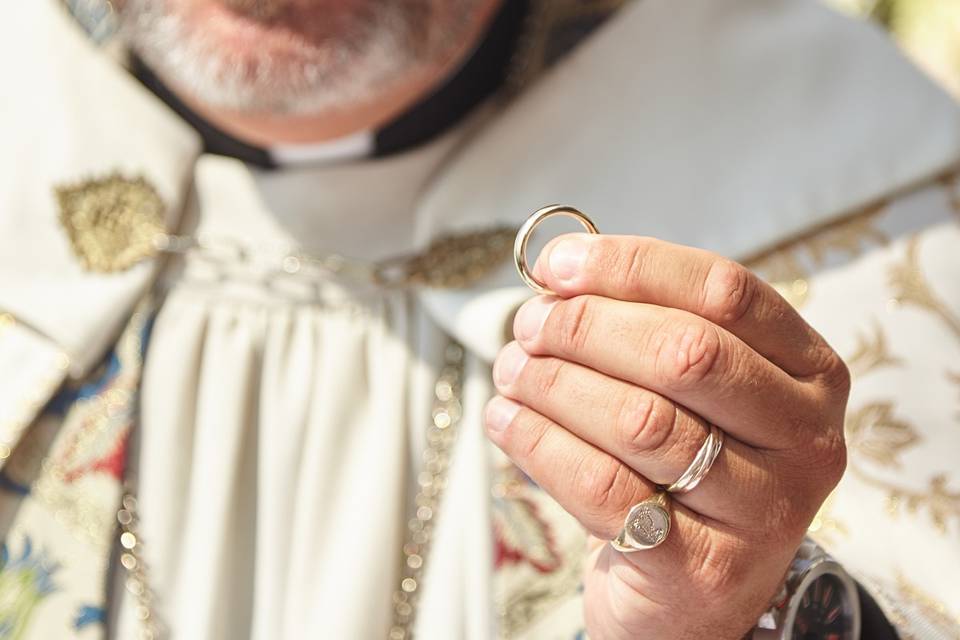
[
  {"x1": 388, "y1": 342, "x2": 466, "y2": 640},
  {"x1": 117, "y1": 491, "x2": 163, "y2": 640},
  {"x1": 151, "y1": 226, "x2": 515, "y2": 290}
]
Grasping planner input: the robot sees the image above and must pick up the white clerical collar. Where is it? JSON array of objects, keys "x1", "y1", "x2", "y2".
[{"x1": 267, "y1": 130, "x2": 376, "y2": 167}]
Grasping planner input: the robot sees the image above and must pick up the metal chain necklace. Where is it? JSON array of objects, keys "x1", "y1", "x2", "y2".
[
  {"x1": 115, "y1": 491, "x2": 162, "y2": 640},
  {"x1": 388, "y1": 342, "x2": 466, "y2": 639}
]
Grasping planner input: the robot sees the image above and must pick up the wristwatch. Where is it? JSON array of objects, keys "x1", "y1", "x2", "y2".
[{"x1": 748, "y1": 538, "x2": 861, "y2": 639}]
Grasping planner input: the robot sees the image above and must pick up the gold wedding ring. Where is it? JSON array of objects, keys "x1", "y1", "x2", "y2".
[
  {"x1": 514, "y1": 205, "x2": 599, "y2": 296},
  {"x1": 611, "y1": 490, "x2": 672, "y2": 553},
  {"x1": 665, "y1": 423, "x2": 724, "y2": 494}
]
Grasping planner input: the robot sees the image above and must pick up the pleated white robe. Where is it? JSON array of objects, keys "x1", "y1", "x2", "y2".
[{"x1": 114, "y1": 139, "x2": 497, "y2": 639}]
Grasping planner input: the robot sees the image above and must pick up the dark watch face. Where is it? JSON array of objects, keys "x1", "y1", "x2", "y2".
[{"x1": 791, "y1": 574, "x2": 854, "y2": 640}]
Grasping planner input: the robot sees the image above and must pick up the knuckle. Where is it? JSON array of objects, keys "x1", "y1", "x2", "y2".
[
  {"x1": 770, "y1": 434, "x2": 847, "y2": 533},
  {"x1": 791, "y1": 421, "x2": 848, "y2": 488},
  {"x1": 513, "y1": 414, "x2": 551, "y2": 463},
  {"x1": 783, "y1": 409, "x2": 819, "y2": 443},
  {"x1": 768, "y1": 490, "x2": 817, "y2": 541},
  {"x1": 821, "y1": 350, "x2": 852, "y2": 397},
  {"x1": 610, "y1": 238, "x2": 653, "y2": 294},
  {"x1": 688, "y1": 532, "x2": 746, "y2": 600},
  {"x1": 530, "y1": 358, "x2": 567, "y2": 400},
  {"x1": 553, "y1": 296, "x2": 595, "y2": 354},
  {"x1": 654, "y1": 321, "x2": 723, "y2": 391},
  {"x1": 701, "y1": 259, "x2": 758, "y2": 326},
  {"x1": 814, "y1": 432, "x2": 848, "y2": 490},
  {"x1": 579, "y1": 459, "x2": 637, "y2": 515},
  {"x1": 614, "y1": 393, "x2": 675, "y2": 459}
]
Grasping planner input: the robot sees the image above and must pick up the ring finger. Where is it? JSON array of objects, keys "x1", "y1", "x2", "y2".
[{"x1": 483, "y1": 395, "x2": 752, "y2": 591}]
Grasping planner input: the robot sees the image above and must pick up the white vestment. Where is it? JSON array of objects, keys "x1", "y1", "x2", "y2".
[{"x1": 1, "y1": 1, "x2": 959, "y2": 638}]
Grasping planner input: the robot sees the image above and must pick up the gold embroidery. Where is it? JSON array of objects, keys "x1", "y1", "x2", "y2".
[
  {"x1": 55, "y1": 173, "x2": 166, "y2": 272},
  {"x1": 844, "y1": 397, "x2": 959, "y2": 533},
  {"x1": 804, "y1": 210, "x2": 889, "y2": 265},
  {"x1": 850, "y1": 464, "x2": 960, "y2": 534},
  {"x1": 846, "y1": 320, "x2": 903, "y2": 378},
  {"x1": 845, "y1": 402, "x2": 919, "y2": 468},
  {"x1": 889, "y1": 235, "x2": 960, "y2": 340},
  {"x1": 893, "y1": 570, "x2": 960, "y2": 638},
  {"x1": 387, "y1": 227, "x2": 516, "y2": 289},
  {"x1": 746, "y1": 201, "x2": 888, "y2": 308}
]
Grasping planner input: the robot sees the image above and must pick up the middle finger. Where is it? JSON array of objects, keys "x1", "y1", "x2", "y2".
[{"x1": 512, "y1": 294, "x2": 818, "y2": 450}]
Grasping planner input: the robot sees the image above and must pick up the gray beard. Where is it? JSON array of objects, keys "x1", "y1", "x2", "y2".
[{"x1": 118, "y1": 0, "x2": 479, "y2": 115}]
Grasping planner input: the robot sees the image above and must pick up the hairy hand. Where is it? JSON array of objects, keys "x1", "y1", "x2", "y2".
[{"x1": 485, "y1": 234, "x2": 850, "y2": 639}]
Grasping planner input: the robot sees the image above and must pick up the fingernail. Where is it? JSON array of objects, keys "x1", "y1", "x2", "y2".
[
  {"x1": 485, "y1": 396, "x2": 521, "y2": 433},
  {"x1": 494, "y1": 342, "x2": 528, "y2": 387},
  {"x1": 514, "y1": 297, "x2": 556, "y2": 341},
  {"x1": 548, "y1": 236, "x2": 588, "y2": 281}
]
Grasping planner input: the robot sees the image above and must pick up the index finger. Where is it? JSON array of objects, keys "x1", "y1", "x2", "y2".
[{"x1": 531, "y1": 233, "x2": 840, "y2": 380}]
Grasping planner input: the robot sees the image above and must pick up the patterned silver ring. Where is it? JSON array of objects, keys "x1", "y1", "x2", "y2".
[
  {"x1": 610, "y1": 490, "x2": 672, "y2": 553},
  {"x1": 665, "y1": 423, "x2": 724, "y2": 494}
]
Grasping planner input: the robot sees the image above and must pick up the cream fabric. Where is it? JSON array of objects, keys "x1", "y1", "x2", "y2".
[
  {"x1": 790, "y1": 183, "x2": 960, "y2": 639},
  {"x1": 0, "y1": 0, "x2": 199, "y2": 378},
  {"x1": 0, "y1": 0, "x2": 199, "y2": 466},
  {"x1": 1, "y1": 0, "x2": 959, "y2": 638}
]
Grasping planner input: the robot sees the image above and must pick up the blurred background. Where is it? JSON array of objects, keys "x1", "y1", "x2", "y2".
[{"x1": 828, "y1": 0, "x2": 960, "y2": 97}]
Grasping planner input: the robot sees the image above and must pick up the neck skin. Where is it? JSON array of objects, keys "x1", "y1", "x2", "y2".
[{"x1": 170, "y1": 0, "x2": 504, "y2": 147}]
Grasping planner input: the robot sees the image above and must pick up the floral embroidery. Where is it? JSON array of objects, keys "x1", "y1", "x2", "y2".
[
  {"x1": 494, "y1": 490, "x2": 562, "y2": 574},
  {"x1": 28, "y1": 309, "x2": 151, "y2": 549},
  {"x1": 892, "y1": 570, "x2": 960, "y2": 638},
  {"x1": 869, "y1": 570, "x2": 960, "y2": 640},
  {"x1": 879, "y1": 474, "x2": 960, "y2": 534},
  {"x1": 492, "y1": 461, "x2": 586, "y2": 638},
  {"x1": 72, "y1": 605, "x2": 105, "y2": 630},
  {"x1": 846, "y1": 320, "x2": 903, "y2": 379},
  {"x1": 888, "y1": 235, "x2": 960, "y2": 341},
  {"x1": 845, "y1": 402, "x2": 920, "y2": 469},
  {"x1": 0, "y1": 302, "x2": 154, "y2": 639},
  {"x1": 0, "y1": 537, "x2": 59, "y2": 639}
]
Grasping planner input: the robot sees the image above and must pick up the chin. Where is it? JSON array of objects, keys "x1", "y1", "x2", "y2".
[{"x1": 119, "y1": 0, "x2": 487, "y2": 114}]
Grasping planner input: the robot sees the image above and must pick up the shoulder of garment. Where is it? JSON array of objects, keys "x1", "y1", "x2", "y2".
[
  {"x1": 412, "y1": 0, "x2": 960, "y2": 363},
  {"x1": 0, "y1": 0, "x2": 200, "y2": 463}
]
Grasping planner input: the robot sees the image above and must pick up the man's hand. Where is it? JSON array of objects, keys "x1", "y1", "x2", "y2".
[{"x1": 484, "y1": 233, "x2": 851, "y2": 640}]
